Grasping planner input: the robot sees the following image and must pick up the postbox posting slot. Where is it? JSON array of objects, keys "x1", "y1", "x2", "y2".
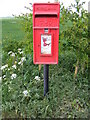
[{"x1": 34, "y1": 12, "x2": 58, "y2": 17}]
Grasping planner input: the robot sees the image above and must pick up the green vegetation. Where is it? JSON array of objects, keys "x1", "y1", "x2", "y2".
[
  {"x1": 2, "y1": 18, "x2": 25, "y2": 41},
  {"x1": 1, "y1": 0, "x2": 89, "y2": 119}
]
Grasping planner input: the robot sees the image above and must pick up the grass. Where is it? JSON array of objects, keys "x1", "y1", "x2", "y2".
[
  {"x1": 1, "y1": 18, "x2": 89, "y2": 119},
  {"x1": 2, "y1": 18, "x2": 25, "y2": 41},
  {"x1": 2, "y1": 54, "x2": 89, "y2": 118}
]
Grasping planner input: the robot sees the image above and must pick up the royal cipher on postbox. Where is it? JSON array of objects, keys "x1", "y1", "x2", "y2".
[{"x1": 33, "y1": 3, "x2": 60, "y2": 64}]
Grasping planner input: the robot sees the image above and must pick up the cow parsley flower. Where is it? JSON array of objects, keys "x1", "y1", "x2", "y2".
[
  {"x1": 19, "y1": 51, "x2": 23, "y2": 54},
  {"x1": 1, "y1": 64, "x2": 8, "y2": 70},
  {"x1": 18, "y1": 61, "x2": 23, "y2": 65},
  {"x1": 11, "y1": 74, "x2": 17, "y2": 79},
  {"x1": 18, "y1": 48, "x2": 22, "y2": 51},
  {"x1": 8, "y1": 51, "x2": 12, "y2": 55},
  {"x1": 3, "y1": 75, "x2": 6, "y2": 78},
  {"x1": 21, "y1": 57, "x2": 26, "y2": 62},
  {"x1": 8, "y1": 68, "x2": 10, "y2": 71},
  {"x1": 0, "y1": 77, "x2": 2, "y2": 83},
  {"x1": 12, "y1": 65, "x2": 16, "y2": 69},
  {"x1": 11, "y1": 52, "x2": 15, "y2": 57},
  {"x1": 34, "y1": 76, "x2": 40, "y2": 81},
  {"x1": 23, "y1": 90, "x2": 28, "y2": 97},
  {"x1": 18, "y1": 57, "x2": 26, "y2": 65}
]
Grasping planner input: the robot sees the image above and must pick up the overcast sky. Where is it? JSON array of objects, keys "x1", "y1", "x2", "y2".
[{"x1": 0, "y1": 0, "x2": 89, "y2": 17}]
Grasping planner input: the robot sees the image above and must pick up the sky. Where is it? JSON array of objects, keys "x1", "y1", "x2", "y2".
[{"x1": 0, "y1": 0, "x2": 89, "y2": 17}]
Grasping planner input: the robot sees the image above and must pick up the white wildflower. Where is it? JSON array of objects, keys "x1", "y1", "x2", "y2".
[
  {"x1": 8, "y1": 68, "x2": 10, "y2": 71},
  {"x1": 1, "y1": 64, "x2": 8, "y2": 70},
  {"x1": 0, "y1": 77, "x2": 2, "y2": 83},
  {"x1": 18, "y1": 48, "x2": 22, "y2": 51},
  {"x1": 12, "y1": 65, "x2": 16, "y2": 69},
  {"x1": 11, "y1": 73, "x2": 17, "y2": 79},
  {"x1": 18, "y1": 61, "x2": 22, "y2": 65},
  {"x1": 11, "y1": 52, "x2": 15, "y2": 57},
  {"x1": 19, "y1": 51, "x2": 23, "y2": 54},
  {"x1": 34, "y1": 76, "x2": 40, "y2": 81},
  {"x1": 8, "y1": 86, "x2": 12, "y2": 91},
  {"x1": 21, "y1": 57, "x2": 26, "y2": 62},
  {"x1": 8, "y1": 51, "x2": 12, "y2": 55},
  {"x1": 18, "y1": 57, "x2": 26, "y2": 65},
  {"x1": 1, "y1": 66, "x2": 5, "y2": 70},
  {"x1": 23, "y1": 90, "x2": 28, "y2": 97},
  {"x1": 3, "y1": 75, "x2": 6, "y2": 78},
  {"x1": 5, "y1": 64, "x2": 8, "y2": 67}
]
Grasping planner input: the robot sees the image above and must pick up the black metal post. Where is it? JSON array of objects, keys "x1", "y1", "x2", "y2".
[{"x1": 44, "y1": 64, "x2": 49, "y2": 96}]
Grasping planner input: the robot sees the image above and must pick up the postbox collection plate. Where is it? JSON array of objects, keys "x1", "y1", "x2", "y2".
[
  {"x1": 41, "y1": 34, "x2": 52, "y2": 55},
  {"x1": 33, "y1": 3, "x2": 60, "y2": 64}
]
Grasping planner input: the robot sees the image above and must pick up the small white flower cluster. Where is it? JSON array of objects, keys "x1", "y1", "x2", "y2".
[
  {"x1": 18, "y1": 61, "x2": 22, "y2": 65},
  {"x1": 19, "y1": 51, "x2": 23, "y2": 54},
  {"x1": 0, "y1": 77, "x2": 2, "y2": 83},
  {"x1": 8, "y1": 51, "x2": 12, "y2": 55},
  {"x1": 11, "y1": 52, "x2": 15, "y2": 57},
  {"x1": 8, "y1": 51, "x2": 16, "y2": 57},
  {"x1": 11, "y1": 74, "x2": 17, "y2": 79},
  {"x1": 21, "y1": 57, "x2": 26, "y2": 62},
  {"x1": 2, "y1": 49, "x2": 26, "y2": 81},
  {"x1": 23, "y1": 90, "x2": 28, "y2": 97},
  {"x1": 3, "y1": 75, "x2": 6, "y2": 79},
  {"x1": 18, "y1": 48, "x2": 23, "y2": 54},
  {"x1": 34, "y1": 76, "x2": 40, "y2": 81},
  {"x1": 12, "y1": 65, "x2": 16, "y2": 69},
  {"x1": 18, "y1": 57, "x2": 26, "y2": 65},
  {"x1": 18, "y1": 48, "x2": 22, "y2": 51},
  {"x1": 1, "y1": 64, "x2": 8, "y2": 70}
]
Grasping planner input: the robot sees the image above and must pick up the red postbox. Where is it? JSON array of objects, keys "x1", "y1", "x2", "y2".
[{"x1": 33, "y1": 3, "x2": 60, "y2": 64}]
